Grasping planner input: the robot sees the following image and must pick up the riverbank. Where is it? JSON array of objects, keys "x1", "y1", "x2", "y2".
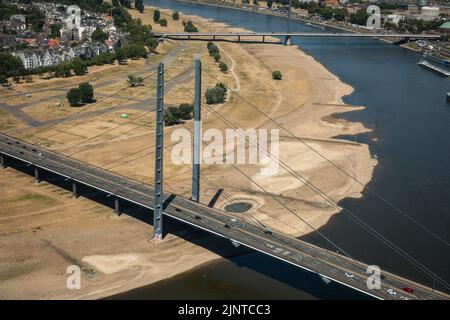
[{"x1": 0, "y1": 5, "x2": 376, "y2": 299}]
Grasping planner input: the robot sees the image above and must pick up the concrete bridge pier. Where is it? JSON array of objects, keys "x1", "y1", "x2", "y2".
[
  {"x1": 262, "y1": 35, "x2": 265, "y2": 43},
  {"x1": 72, "y1": 181, "x2": 78, "y2": 198},
  {"x1": 284, "y1": 35, "x2": 292, "y2": 46},
  {"x1": 114, "y1": 197, "x2": 120, "y2": 215},
  {"x1": 34, "y1": 166, "x2": 40, "y2": 184},
  {"x1": 0, "y1": 153, "x2": 5, "y2": 169},
  {"x1": 238, "y1": 35, "x2": 241, "y2": 42}
]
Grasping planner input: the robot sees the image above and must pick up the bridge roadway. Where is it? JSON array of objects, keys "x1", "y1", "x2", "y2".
[
  {"x1": 155, "y1": 32, "x2": 440, "y2": 39},
  {"x1": 0, "y1": 132, "x2": 448, "y2": 300}
]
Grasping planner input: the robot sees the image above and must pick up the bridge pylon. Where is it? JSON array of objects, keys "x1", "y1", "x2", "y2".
[
  {"x1": 192, "y1": 56, "x2": 202, "y2": 203},
  {"x1": 153, "y1": 63, "x2": 165, "y2": 240}
]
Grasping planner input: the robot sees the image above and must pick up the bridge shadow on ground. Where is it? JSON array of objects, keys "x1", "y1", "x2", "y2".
[{"x1": 5, "y1": 158, "x2": 370, "y2": 300}]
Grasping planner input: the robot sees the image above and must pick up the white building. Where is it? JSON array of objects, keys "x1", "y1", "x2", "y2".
[{"x1": 421, "y1": 6, "x2": 440, "y2": 21}]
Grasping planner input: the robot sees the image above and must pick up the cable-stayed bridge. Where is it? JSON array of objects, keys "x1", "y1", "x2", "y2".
[{"x1": 0, "y1": 132, "x2": 448, "y2": 300}]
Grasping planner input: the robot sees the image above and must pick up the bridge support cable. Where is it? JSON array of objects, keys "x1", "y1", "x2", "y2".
[
  {"x1": 169, "y1": 74, "x2": 450, "y2": 289},
  {"x1": 153, "y1": 63, "x2": 165, "y2": 240},
  {"x1": 192, "y1": 57, "x2": 202, "y2": 203},
  {"x1": 202, "y1": 68, "x2": 449, "y2": 248}
]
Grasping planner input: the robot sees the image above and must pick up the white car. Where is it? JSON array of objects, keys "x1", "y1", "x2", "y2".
[
  {"x1": 387, "y1": 288, "x2": 398, "y2": 296},
  {"x1": 344, "y1": 272, "x2": 354, "y2": 279}
]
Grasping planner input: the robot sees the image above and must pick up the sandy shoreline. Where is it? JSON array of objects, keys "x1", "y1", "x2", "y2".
[{"x1": 0, "y1": 5, "x2": 376, "y2": 299}]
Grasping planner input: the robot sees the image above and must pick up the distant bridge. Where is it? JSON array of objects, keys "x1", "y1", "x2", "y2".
[{"x1": 154, "y1": 32, "x2": 440, "y2": 44}]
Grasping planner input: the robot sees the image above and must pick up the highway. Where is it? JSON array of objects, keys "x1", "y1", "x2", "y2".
[{"x1": 0, "y1": 132, "x2": 448, "y2": 300}]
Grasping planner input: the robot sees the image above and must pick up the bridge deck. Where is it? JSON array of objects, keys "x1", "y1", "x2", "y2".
[
  {"x1": 0, "y1": 132, "x2": 448, "y2": 300},
  {"x1": 155, "y1": 32, "x2": 440, "y2": 39}
]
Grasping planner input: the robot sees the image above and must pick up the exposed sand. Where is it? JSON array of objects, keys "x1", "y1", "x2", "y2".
[{"x1": 0, "y1": 6, "x2": 376, "y2": 299}]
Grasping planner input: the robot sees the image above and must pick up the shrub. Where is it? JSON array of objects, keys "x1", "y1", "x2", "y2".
[
  {"x1": 219, "y1": 62, "x2": 228, "y2": 72},
  {"x1": 178, "y1": 103, "x2": 194, "y2": 120},
  {"x1": 172, "y1": 11, "x2": 179, "y2": 20},
  {"x1": 272, "y1": 70, "x2": 282, "y2": 80},
  {"x1": 78, "y1": 82, "x2": 94, "y2": 103},
  {"x1": 153, "y1": 9, "x2": 160, "y2": 22},
  {"x1": 208, "y1": 43, "x2": 219, "y2": 56},
  {"x1": 184, "y1": 20, "x2": 198, "y2": 32},
  {"x1": 164, "y1": 106, "x2": 182, "y2": 126},
  {"x1": 213, "y1": 52, "x2": 221, "y2": 62},
  {"x1": 205, "y1": 83, "x2": 227, "y2": 104},
  {"x1": 159, "y1": 18, "x2": 167, "y2": 27},
  {"x1": 67, "y1": 88, "x2": 82, "y2": 106}
]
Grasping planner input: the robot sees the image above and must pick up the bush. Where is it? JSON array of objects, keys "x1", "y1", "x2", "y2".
[
  {"x1": 24, "y1": 75, "x2": 33, "y2": 83},
  {"x1": 213, "y1": 52, "x2": 221, "y2": 62},
  {"x1": 55, "y1": 61, "x2": 72, "y2": 78},
  {"x1": 164, "y1": 106, "x2": 182, "y2": 126},
  {"x1": 70, "y1": 57, "x2": 87, "y2": 76},
  {"x1": 159, "y1": 18, "x2": 167, "y2": 27},
  {"x1": 219, "y1": 62, "x2": 228, "y2": 72},
  {"x1": 91, "y1": 28, "x2": 109, "y2": 43},
  {"x1": 207, "y1": 43, "x2": 219, "y2": 56},
  {"x1": 172, "y1": 11, "x2": 179, "y2": 20},
  {"x1": 153, "y1": 9, "x2": 160, "y2": 22},
  {"x1": 128, "y1": 75, "x2": 144, "y2": 87},
  {"x1": 78, "y1": 82, "x2": 94, "y2": 103},
  {"x1": 272, "y1": 70, "x2": 282, "y2": 80},
  {"x1": 184, "y1": 20, "x2": 198, "y2": 32},
  {"x1": 178, "y1": 103, "x2": 194, "y2": 120},
  {"x1": 205, "y1": 83, "x2": 227, "y2": 104},
  {"x1": 67, "y1": 88, "x2": 82, "y2": 106}
]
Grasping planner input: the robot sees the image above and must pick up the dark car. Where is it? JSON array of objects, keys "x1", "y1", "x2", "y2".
[{"x1": 403, "y1": 287, "x2": 414, "y2": 294}]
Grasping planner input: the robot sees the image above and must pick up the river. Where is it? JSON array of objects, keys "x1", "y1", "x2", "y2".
[{"x1": 112, "y1": 0, "x2": 450, "y2": 299}]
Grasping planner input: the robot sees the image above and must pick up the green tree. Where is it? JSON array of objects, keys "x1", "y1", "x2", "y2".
[
  {"x1": 184, "y1": 20, "x2": 198, "y2": 32},
  {"x1": 49, "y1": 23, "x2": 62, "y2": 38},
  {"x1": 219, "y1": 62, "x2": 228, "y2": 72},
  {"x1": 67, "y1": 88, "x2": 82, "y2": 106},
  {"x1": 272, "y1": 70, "x2": 282, "y2": 80},
  {"x1": 91, "y1": 28, "x2": 109, "y2": 42},
  {"x1": 159, "y1": 18, "x2": 168, "y2": 27},
  {"x1": 0, "y1": 52, "x2": 25, "y2": 77},
  {"x1": 350, "y1": 9, "x2": 369, "y2": 26},
  {"x1": 172, "y1": 11, "x2": 179, "y2": 20},
  {"x1": 178, "y1": 103, "x2": 194, "y2": 120},
  {"x1": 115, "y1": 48, "x2": 127, "y2": 64},
  {"x1": 124, "y1": 43, "x2": 147, "y2": 59},
  {"x1": 213, "y1": 52, "x2": 221, "y2": 62},
  {"x1": 205, "y1": 83, "x2": 227, "y2": 104},
  {"x1": 70, "y1": 57, "x2": 87, "y2": 76},
  {"x1": 146, "y1": 37, "x2": 159, "y2": 52},
  {"x1": 55, "y1": 61, "x2": 72, "y2": 78},
  {"x1": 153, "y1": 9, "x2": 160, "y2": 22},
  {"x1": 208, "y1": 43, "x2": 219, "y2": 56},
  {"x1": 267, "y1": 0, "x2": 273, "y2": 8},
  {"x1": 164, "y1": 106, "x2": 182, "y2": 126},
  {"x1": 0, "y1": 75, "x2": 8, "y2": 86},
  {"x1": 78, "y1": 82, "x2": 94, "y2": 103},
  {"x1": 135, "y1": 0, "x2": 144, "y2": 13}
]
